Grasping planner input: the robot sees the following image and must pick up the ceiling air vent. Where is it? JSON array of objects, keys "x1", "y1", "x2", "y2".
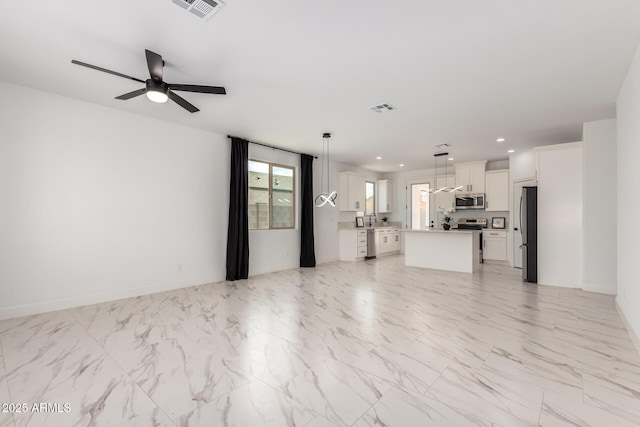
[
  {"x1": 171, "y1": 0, "x2": 225, "y2": 20},
  {"x1": 369, "y1": 103, "x2": 397, "y2": 113},
  {"x1": 434, "y1": 143, "x2": 451, "y2": 149}
]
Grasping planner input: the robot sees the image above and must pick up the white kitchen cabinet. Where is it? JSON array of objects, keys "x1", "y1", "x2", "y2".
[
  {"x1": 377, "y1": 179, "x2": 393, "y2": 213},
  {"x1": 483, "y1": 230, "x2": 507, "y2": 261},
  {"x1": 338, "y1": 172, "x2": 365, "y2": 211},
  {"x1": 485, "y1": 169, "x2": 509, "y2": 211},
  {"x1": 434, "y1": 175, "x2": 455, "y2": 212},
  {"x1": 455, "y1": 161, "x2": 486, "y2": 193},
  {"x1": 390, "y1": 228, "x2": 401, "y2": 252},
  {"x1": 379, "y1": 228, "x2": 401, "y2": 255},
  {"x1": 339, "y1": 229, "x2": 368, "y2": 261}
]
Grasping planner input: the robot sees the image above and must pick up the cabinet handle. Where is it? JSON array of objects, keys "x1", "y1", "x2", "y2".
[
  {"x1": 355, "y1": 201, "x2": 360, "y2": 209},
  {"x1": 395, "y1": 236, "x2": 398, "y2": 242}
]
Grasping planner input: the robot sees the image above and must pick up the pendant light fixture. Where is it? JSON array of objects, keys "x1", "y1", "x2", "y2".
[
  {"x1": 428, "y1": 152, "x2": 463, "y2": 193},
  {"x1": 314, "y1": 132, "x2": 337, "y2": 207}
]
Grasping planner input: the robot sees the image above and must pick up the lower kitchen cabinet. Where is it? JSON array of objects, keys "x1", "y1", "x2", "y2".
[
  {"x1": 339, "y1": 229, "x2": 368, "y2": 261},
  {"x1": 339, "y1": 228, "x2": 400, "y2": 261},
  {"x1": 483, "y1": 230, "x2": 507, "y2": 261},
  {"x1": 379, "y1": 228, "x2": 401, "y2": 254}
]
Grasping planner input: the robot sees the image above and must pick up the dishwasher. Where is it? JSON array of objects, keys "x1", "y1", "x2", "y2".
[{"x1": 365, "y1": 228, "x2": 382, "y2": 259}]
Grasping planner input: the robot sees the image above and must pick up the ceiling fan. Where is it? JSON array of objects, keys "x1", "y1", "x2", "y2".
[{"x1": 71, "y1": 49, "x2": 226, "y2": 113}]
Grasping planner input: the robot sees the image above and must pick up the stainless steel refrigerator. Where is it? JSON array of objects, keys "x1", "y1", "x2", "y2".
[{"x1": 521, "y1": 186, "x2": 537, "y2": 283}]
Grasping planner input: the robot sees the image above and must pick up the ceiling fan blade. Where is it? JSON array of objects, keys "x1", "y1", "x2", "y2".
[
  {"x1": 115, "y1": 88, "x2": 146, "y2": 100},
  {"x1": 71, "y1": 60, "x2": 145, "y2": 83},
  {"x1": 167, "y1": 84, "x2": 226, "y2": 95},
  {"x1": 168, "y1": 90, "x2": 199, "y2": 113},
  {"x1": 145, "y1": 49, "x2": 163, "y2": 82}
]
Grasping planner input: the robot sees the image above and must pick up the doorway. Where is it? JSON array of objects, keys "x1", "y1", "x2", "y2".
[
  {"x1": 406, "y1": 180, "x2": 431, "y2": 230},
  {"x1": 513, "y1": 179, "x2": 537, "y2": 268}
]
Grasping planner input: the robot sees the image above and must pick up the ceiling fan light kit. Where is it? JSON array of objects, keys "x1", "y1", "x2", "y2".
[
  {"x1": 145, "y1": 80, "x2": 169, "y2": 103},
  {"x1": 71, "y1": 49, "x2": 226, "y2": 113}
]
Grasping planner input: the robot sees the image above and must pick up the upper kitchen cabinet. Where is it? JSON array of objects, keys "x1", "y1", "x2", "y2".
[
  {"x1": 485, "y1": 169, "x2": 509, "y2": 211},
  {"x1": 377, "y1": 179, "x2": 393, "y2": 213},
  {"x1": 455, "y1": 161, "x2": 486, "y2": 193},
  {"x1": 339, "y1": 172, "x2": 365, "y2": 211}
]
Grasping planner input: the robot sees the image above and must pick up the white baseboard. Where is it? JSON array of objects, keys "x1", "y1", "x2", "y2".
[
  {"x1": 616, "y1": 301, "x2": 640, "y2": 357},
  {"x1": 316, "y1": 256, "x2": 338, "y2": 265},
  {"x1": 582, "y1": 282, "x2": 617, "y2": 295},
  {"x1": 0, "y1": 276, "x2": 221, "y2": 321},
  {"x1": 0, "y1": 258, "x2": 341, "y2": 321},
  {"x1": 482, "y1": 260, "x2": 510, "y2": 266},
  {"x1": 249, "y1": 262, "x2": 299, "y2": 277}
]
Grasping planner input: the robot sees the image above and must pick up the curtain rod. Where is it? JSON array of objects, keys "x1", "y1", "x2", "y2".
[{"x1": 227, "y1": 135, "x2": 317, "y2": 159}]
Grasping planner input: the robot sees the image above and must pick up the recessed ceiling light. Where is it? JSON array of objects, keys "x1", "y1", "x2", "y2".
[
  {"x1": 376, "y1": 156, "x2": 382, "y2": 160},
  {"x1": 448, "y1": 157, "x2": 454, "y2": 161},
  {"x1": 399, "y1": 164, "x2": 405, "y2": 167},
  {"x1": 497, "y1": 138, "x2": 506, "y2": 142},
  {"x1": 508, "y1": 149, "x2": 515, "y2": 153}
]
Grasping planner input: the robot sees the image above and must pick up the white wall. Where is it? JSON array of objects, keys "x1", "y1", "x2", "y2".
[
  {"x1": 0, "y1": 81, "x2": 229, "y2": 319},
  {"x1": 617, "y1": 43, "x2": 640, "y2": 338},
  {"x1": 0, "y1": 82, "x2": 341, "y2": 319},
  {"x1": 509, "y1": 150, "x2": 537, "y2": 182},
  {"x1": 536, "y1": 142, "x2": 583, "y2": 288},
  {"x1": 582, "y1": 119, "x2": 617, "y2": 295}
]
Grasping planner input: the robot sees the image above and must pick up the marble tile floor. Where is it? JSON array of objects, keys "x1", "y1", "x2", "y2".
[{"x1": 1, "y1": 256, "x2": 640, "y2": 426}]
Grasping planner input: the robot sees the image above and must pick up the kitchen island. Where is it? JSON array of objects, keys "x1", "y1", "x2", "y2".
[{"x1": 403, "y1": 229, "x2": 481, "y2": 273}]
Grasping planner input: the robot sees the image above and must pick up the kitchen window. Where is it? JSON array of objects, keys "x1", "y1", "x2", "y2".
[
  {"x1": 248, "y1": 160, "x2": 295, "y2": 230},
  {"x1": 365, "y1": 181, "x2": 375, "y2": 215}
]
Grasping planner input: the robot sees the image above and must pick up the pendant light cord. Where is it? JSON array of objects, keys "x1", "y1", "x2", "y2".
[
  {"x1": 326, "y1": 135, "x2": 330, "y2": 191},
  {"x1": 320, "y1": 138, "x2": 326, "y2": 194}
]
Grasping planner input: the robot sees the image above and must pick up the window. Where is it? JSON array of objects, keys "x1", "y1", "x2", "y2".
[
  {"x1": 365, "y1": 181, "x2": 375, "y2": 215},
  {"x1": 248, "y1": 160, "x2": 295, "y2": 229}
]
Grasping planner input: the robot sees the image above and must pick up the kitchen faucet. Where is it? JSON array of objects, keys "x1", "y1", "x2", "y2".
[{"x1": 369, "y1": 212, "x2": 377, "y2": 227}]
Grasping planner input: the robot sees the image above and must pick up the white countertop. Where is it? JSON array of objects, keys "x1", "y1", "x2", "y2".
[
  {"x1": 402, "y1": 229, "x2": 479, "y2": 234},
  {"x1": 339, "y1": 225, "x2": 401, "y2": 230}
]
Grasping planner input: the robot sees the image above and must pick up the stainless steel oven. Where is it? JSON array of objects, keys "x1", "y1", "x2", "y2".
[{"x1": 455, "y1": 193, "x2": 485, "y2": 210}]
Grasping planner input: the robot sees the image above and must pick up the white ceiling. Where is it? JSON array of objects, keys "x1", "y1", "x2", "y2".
[{"x1": 1, "y1": 0, "x2": 639, "y2": 172}]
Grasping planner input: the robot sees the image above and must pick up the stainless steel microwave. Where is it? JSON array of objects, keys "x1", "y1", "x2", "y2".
[{"x1": 455, "y1": 193, "x2": 485, "y2": 210}]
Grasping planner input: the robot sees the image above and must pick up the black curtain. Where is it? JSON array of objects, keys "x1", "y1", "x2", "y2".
[
  {"x1": 300, "y1": 154, "x2": 316, "y2": 267},
  {"x1": 226, "y1": 137, "x2": 249, "y2": 281}
]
